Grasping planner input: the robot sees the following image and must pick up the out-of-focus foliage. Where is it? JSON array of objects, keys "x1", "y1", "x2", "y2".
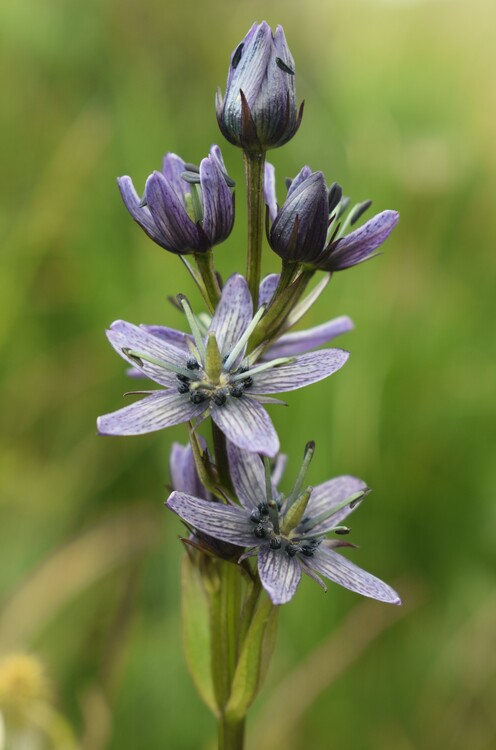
[{"x1": 1, "y1": 0, "x2": 495, "y2": 748}]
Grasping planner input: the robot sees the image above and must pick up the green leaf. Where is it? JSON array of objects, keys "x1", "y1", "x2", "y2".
[
  {"x1": 181, "y1": 554, "x2": 219, "y2": 716},
  {"x1": 225, "y1": 595, "x2": 278, "y2": 721}
]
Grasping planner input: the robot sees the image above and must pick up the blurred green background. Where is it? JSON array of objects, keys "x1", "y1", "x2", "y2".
[{"x1": 1, "y1": 0, "x2": 495, "y2": 747}]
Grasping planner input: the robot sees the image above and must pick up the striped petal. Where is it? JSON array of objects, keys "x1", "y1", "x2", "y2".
[
  {"x1": 306, "y1": 546, "x2": 401, "y2": 604},
  {"x1": 145, "y1": 171, "x2": 199, "y2": 253},
  {"x1": 264, "y1": 316, "x2": 354, "y2": 359},
  {"x1": 210, "y1": 396, "x2": 279, "y2": 457},
  {"x1": 227, "y1": 442, "x2": 268, "y2": 510},
  {"x1": 106, "y1": 320, "x2": 187, "y2": 387},
  {"x1": 170, "y1": 440, "x2": 209, "y2": 499},
  {"x1": 166, "y1": 492, "x2": 255, "y2": 546},
  {"x1": 97, "y1": 391, "x2": 206, "y2": 436},
  {"x1": 250, "y1": 349, "x2": 349, "y2": 394},
  {"x1": 258, "y1": 273, "x2": 280, "y2": 307},
  {"x1": 200, "y1": 152, "x2": 234, "y2": 245},
  {"x1": 258, "y1": 546, "x2": 302, "y2": 605},
  {"x1": 209, "y1": 274, "x2": 253, "y2": 357}
]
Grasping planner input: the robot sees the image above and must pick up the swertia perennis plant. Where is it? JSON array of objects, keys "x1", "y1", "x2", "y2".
[{"x1": 98, "y1": 20, "x2": 400, "y2": 750}]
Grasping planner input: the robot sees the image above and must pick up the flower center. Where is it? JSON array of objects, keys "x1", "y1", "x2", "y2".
[
  {"x1": 248, "y1": 501, "x2": 320, "y2": 557},
  {"x1": 175, "y1": 355, "x2": 253, "y2": 406}
]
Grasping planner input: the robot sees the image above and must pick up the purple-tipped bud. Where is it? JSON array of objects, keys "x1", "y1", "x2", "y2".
[
  {"x1": 267, "y1": 168, "x2": 329, "y2": 263},
  {"x1": 216, "y1": 22, "x2": 303, "y2": 152},
  {"x1": 117, "y1": 145, "x2": 234, "y2": 255}
]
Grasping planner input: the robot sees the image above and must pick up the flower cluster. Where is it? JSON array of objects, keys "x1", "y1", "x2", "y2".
[{"x1": 99, "y1": 20, "x2": 400, "y2": 613}]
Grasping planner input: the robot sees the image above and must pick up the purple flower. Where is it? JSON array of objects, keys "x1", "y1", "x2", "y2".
[
  {"x1": 97, "y1": 274, "x2": 349, "y2": 457},
  {"x1": 117, "y1": 145, "x2": 234, "y2": 255},
  {"x1": 167, "y1": 442, "x2": 401, "y2": 606},
  {"x1": 216, "y1": 22, "x2": 303, "y2": 151},
  {"x1": 265, "y1": 162, "x2": 399, "y2": 270}
]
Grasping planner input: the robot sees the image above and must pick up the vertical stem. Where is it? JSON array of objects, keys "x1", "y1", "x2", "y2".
[
  {"x1": 194, "y1": 250, "x2": 222, "y2": 312},
  {"x1": 218, "y1": 716, "x2": 246, "y2": 750},
  {"x1": 212, "y1": 421, "x2": 233, "y2": 494},
  {"x1": 244, "y1": 150, "x2": 266, "y2": 307}
]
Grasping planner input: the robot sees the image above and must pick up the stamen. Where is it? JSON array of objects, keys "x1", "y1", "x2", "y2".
[
  {"x1": 232, "y1": 42, "x2": 244, "y2": 69},
  {"x1": 284, "y1": 441, "x2": 316, "y2": 511},
  {"x1": 337, "y1": 199, "x2": 370, "y2": 238},
  {"x1": 299, "y1": 489, "x2": 368, "y2": 532},
  {"x1": 223, "y1": 304, "x2": 267, "y2": 371},
  {"x1": 177, "y1": 295, "x2": 207, "y2": 361},
  {"x1": 275, "y1": 57, "x2": 294, "y2": 75},
  {"x1": 263, "y1": 456, "x2": 280, "y2": 535},
  {"x1": 230, "y1": 356, "x2": 292, "y2": 382},
  {"x1": 122, "y1": 348, "x2": 195, "y2": 379}
]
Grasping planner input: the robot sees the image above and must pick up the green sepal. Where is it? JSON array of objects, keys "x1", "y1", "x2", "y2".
[
  {"x1": 225, "y1": 595, "x2": 278, "y2": 721},
  {"x1": 181, "y1": 554, "x2": 219, "y2": 716}
]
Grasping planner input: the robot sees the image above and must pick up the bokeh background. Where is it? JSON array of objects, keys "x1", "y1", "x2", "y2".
[{"x1": 1, "y1": 0, "x2": 495, "y2": 747}]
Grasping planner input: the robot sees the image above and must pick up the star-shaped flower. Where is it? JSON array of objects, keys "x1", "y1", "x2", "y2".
[
  {"x1": 97, "y1": 274, "x2": 349, "y2": 457},
  {"x1": 167, "y1": 441, "x2": 401, "y2": 606}
]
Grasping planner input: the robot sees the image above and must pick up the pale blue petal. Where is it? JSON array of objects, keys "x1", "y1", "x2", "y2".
[
  {"x1": 166, "y1": 492, "x2": 255, "y2": 546},
  {"x1": 208, "y1": 274, "x2": 253, "y2": 357},
  {"x1": 97, "y1": 391, "x2": 207, "y2": 436},
  {"x1": 258, "y1": 546, "x2": 302, "y2": 605},
  {"x1": 250, "y1": 349, "x2": 349, "y2": 394},
  {"x1": 210, "y1": 396, "x2": 279, "y2": 457},
  {"x1": 306, "y1": 546, "x2": 401, "y2": 604}
]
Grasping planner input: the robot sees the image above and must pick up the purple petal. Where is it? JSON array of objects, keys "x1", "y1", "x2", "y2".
[
  {"x1": 326, "y1": 210, "x2": 400, "y2": 271},
  {"x1": 117, "y1": 176, "x2": 168, "y2": 248},
  {"x1": 106, "y1": 320, "x2": 187, "y2": 387},
  {"x1": 271, "y1": 453, "x2": 287, "y2": 489},
  {"x1": 227, "y1": 441, "x2": 267, "y2": 511},
  {"x1": 264, "y1": 162, "x2": 278, "y2": 223},
  {"x1": 200, "y1": 151, "x2": 234, "y2": 245},
  {"x1": 140, "y1": 324, "x2": 192, "y2": 354},
  {"x1": 258, "y1": 273, "x2": 280, "y2": 307},
  {"x1": 258, "y1": 546, "x2": 302, "y2": 605},
  {"x1": 210, "y1": 396, "x2": 279, "y2": 457},
  {"x1": 161, "y1": 152, "x2": 188, "y2": 202},
  {"x1": 306, "y1": 546, "x2": 401, "y2": 604},
  {"x1": 286, "y1": 165, "x2": 312, "y2": 199},
  {"x1": 250, "y1": 349, "x2": 349, "y2": 394},
  {"x1": 97, "y1": 391, "x2": 207, "y2": 436},
  {"x1": 208, "y1": 274, "x2": 253, "y2": 357},
  {"x1": 264, "y1": 316, "x2": 354, "y2": 359},
  {"x1": 302, "y1": 475, "x2": 368, "y2": 535},
  {"x1": 170, "y1": 440, "x2": 209, "y2": 499},
  {"x1": 145, "y1": 171, "x2": 199, "y2": 252},
  {"x1": 167, "y1": 491, "x2": 255, "y2": 546}
]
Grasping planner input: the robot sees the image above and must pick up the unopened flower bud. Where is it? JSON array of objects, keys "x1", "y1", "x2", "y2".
[{"x1": 216, "y1": 21, "x2": 303, "y2": 152}]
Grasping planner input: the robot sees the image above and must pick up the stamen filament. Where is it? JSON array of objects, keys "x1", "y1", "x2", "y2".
[
  {"x1": 299, "y1": 489, "x2": 368, "y2": 531},
  {"x1": 230, "y1": 356, "x2": 293, "y2": 382},
  {"x1": 223, "y1": 304, "x2": 267, "y2": 371},
  {"x1": 123, "y1": 349, "x2": 197, "y2": 380},
  {"x1": 177, "y1": 294, "x2": 207, "y2": 361},
  {"x1": 263, "y1": 456, "x2": 280, "y2": 535},
  {"x1": 284, "y1": 441, "x2": 316, "y2": 511}
]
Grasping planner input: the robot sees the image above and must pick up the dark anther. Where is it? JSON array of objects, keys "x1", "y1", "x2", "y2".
[
  {"x1": 350, "y1": 199, "x2": 373, "y2": 226},
  {"x1": 250, "y1": 509, "x2": 261, "y2": 524},
  {"x1": 213, "y1": 391, "x2": 227, "y2": 407},
  {"x1": 286, "y1": 542, "x2": 300, "y2": 557},
  {"x1": 254, "y1": 524, "x2": 267, "y2": 539},
  {"x1": 222, "y1": 354, "x2": 230, "y2": 363},
  {"x1": 184, "y1": 162, "x2": 200, "y2": 174},
  {"x1": 181, "y1": 171, "x2": 202, "y2": 185},
  {"x1": 238, "y1": 365, "x2": 249, "y2": 373},
  {"x1": 275, "y1": 57, "x2": 294, "y2": 75},
  {"x1": 186, "y1": 358, "x2": 200, "y2": 370},
  {"x1": 177, "y1": 382, "x2": 190, "y2": 395},
  {"x1": 258, "y1": 502, "x2": 269, "y2": 516},
  {"x1": 176, "y1": 373, "x2": 190, "y2": 383},
  {"x1": 242, "y1": 376, "x2": 253, "y2": 388},
  {"x1": 300, "y1": 545, "x2": 315, "y2": 557},
  {"x1": 190, "y1": 391, "x2": 209, "y2": 405},
  {"x1": 230, "y1": 384, "x2": 244, "y2": 398},
  {"x1": 270, "y1": 537, "x2": 282, "y2": 550},
  {"x1": 232, "y1": 42, "x2": 244, "y2": 69},
  {"x1": 328, "y1": 182, "x2": 343, "y2": 214},
  {"x1": 335, "y1": 527, "x2": 351, "y2": 535}
]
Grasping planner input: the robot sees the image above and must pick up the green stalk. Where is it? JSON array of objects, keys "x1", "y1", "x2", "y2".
[
  {"x1": 194, "y1": 250, "x2": 222, "y2": 312},
  {"x1": 218, "y1": 716, "x2": 246, "y2": 750},
  {"x1": 243, "y1": 150, "x2": 266, "y2": 306}
]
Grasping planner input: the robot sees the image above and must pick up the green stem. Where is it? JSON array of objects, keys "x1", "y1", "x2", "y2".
[
  {"x1": 194, "y1": 250, "x2": 222, "y2": 312},
  {"x1": 218, "y1": 715, "x2": 246, "y2": 750},
  {"x1": 212, "y1": 421, "x2": 234, "y2": 494},
  {"x1": 244, "y1": 150, "x2": 266, "y2": 307}
]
